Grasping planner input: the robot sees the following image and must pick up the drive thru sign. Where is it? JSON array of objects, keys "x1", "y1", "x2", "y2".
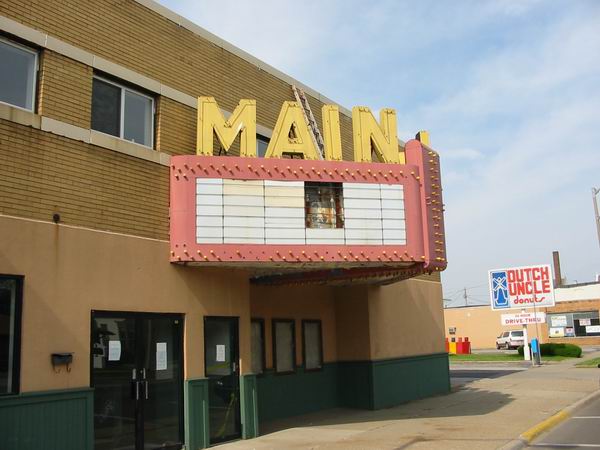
[
  {"x1": 489, "y1": 264, "x2": 555, "y2": 310},
  {"x1": 501, "y1": 312, "x2": 546, "y2": 326}
]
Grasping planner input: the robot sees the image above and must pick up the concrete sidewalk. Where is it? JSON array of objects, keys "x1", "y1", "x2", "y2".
[{"x1": 216, "y1": 353, "x2": 600, "y2": 450}]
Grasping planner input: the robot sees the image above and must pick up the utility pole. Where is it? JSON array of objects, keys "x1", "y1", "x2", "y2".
[
  {"x1": 593, "y1": 187, "x2": 600, "y2": 248},
  {"x1": 463, "y1": 287, "x2": 468, "y2": 306}
]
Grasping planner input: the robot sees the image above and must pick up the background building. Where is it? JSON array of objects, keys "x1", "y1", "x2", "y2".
[
  {"x1": 444, "y1": 253, "x2": 600, "y2": 349},
  {"x1": 0, "y1": 1, "x2": 449, "y2": 449}
]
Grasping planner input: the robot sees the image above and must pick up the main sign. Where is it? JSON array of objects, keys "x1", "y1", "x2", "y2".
[
  {"x1": 197, "y1": 97, "x2": 406, "y2": 163},
  {"x1": 489, "y1": 264, "x2": 555, "y2": 310}
]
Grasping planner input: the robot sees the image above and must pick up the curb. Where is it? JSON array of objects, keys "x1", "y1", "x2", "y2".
[{"x1": 499, "y1": 389, "x2": 600, "y2": 449}]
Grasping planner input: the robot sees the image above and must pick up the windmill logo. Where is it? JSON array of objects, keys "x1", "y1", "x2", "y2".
[{"x1": 491, "y1": 271, "x2": 510, "y2": 308}]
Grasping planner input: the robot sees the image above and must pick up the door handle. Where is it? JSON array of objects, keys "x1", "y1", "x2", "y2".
[
  {"x1": 134, "y1": 381, "x2": 140, "y2": 400},
  {"x1": 141, "y1": 368, "x2": 148, "y2": 399}
]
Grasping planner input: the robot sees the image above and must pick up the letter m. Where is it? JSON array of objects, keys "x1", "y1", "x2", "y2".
[{"x1": 197, "y1": 97, "x2": 256, "y2": 157}]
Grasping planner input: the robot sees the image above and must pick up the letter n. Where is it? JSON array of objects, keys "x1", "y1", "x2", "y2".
[
  {"x1": 197, "y1": 97, "x2": 256, "y2": 157},
  {"x1": 352, "y1": 107, "x2": 401, "y2": 163}
]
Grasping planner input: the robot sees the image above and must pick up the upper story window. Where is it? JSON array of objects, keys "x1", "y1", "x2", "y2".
[
  {"x1": 0, "y1": 38, "x2": 38, "y2": 111},
  {"x1": 91, "y1": 76, "x2": 154, "y2": 148},
  {"x1": 305, "y1": 182, "x2": 344, "y2": 229},
  {"x1": 0, "y1": 275, "x2": 23, "y2": 395},
  {"x1": 257, "y1": 135, "x2": 269, "y2": 158}
]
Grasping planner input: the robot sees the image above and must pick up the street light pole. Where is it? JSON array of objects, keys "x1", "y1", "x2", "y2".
[{"x1": 593, "y1": 187, "x2": 600, "y2": 248}]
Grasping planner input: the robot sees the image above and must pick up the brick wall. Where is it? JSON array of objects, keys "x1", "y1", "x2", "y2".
[
  {"x1": 1, "y1": 0, "x2": 338, "y2": 145},
  {"x1": 155, "y1": 97, "x2": 195, "y2": 156},
  {"x1": 1, "y1": 0, "x2": 408, "y2": 239},
  {"x1": 0, "y1": 119, "x2": 169, "y2": 240},
  {"x1": 38, "y1": 50, "x2": 92, "y2": 128}
]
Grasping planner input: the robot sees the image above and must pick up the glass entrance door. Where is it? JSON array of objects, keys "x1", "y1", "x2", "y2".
[
  {"x1": 91, "y1": 312, "x2": 183, "y2": 450},
  {"x1": 204, "y1": 317, "x2": 241, "y2": 444}
]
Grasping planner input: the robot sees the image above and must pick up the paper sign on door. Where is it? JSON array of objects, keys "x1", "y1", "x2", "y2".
[
  {"x1": 216, "y1": 345, "x2": 226, "y2": 362},
  {"x1": 156, "y1": 342, "x2": 168, "y2": 370},
  {"x1": 108, "y1": 341, "x2": 121, "y2": 361}
]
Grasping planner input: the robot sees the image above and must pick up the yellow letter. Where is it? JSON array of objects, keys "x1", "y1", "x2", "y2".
[
  {"x1": 415, "y1": 130, "x2": 430, "y2": 146},
  {"x1": 352, "y1": 107, "x2": 400, "y2": 163},
  {"x1": 196, "y1": 97, "x2": 256, "y2": 157},
  {"x1": 264, "y1": 101, "x2": 321, "y2": 160},
  {"x1": 322, "y1": 105, "x2": 342, "y2": 161}
]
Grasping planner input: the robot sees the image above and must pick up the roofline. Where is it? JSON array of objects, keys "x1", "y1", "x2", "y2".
[
  {"x1": 135, "y1": 0, "x2": 407, "y2": 146},
  {"x1": 135, "y1": 1, "x2": 350, "y2": 114}
]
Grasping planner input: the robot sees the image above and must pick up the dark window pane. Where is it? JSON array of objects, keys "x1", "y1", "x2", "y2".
[
  {"x1": 0, "y1": 41, "x2": 36, "y2": 110},
  {"x1": 303, "y1": 322, "x2": 322, "y2": 370},
  {"x1": 256, "y1": 136, "x2": 269, "y2": 158},
  {"x1": 92, "y1": 78, "x2": 121, "y2": 137},
  {"x1": 0, "y1": 278, "x2": 18, "y2": 394},
  {"x1": 123, "y1": 90, "x2": 152, "y2": 146},
  {"x1": 274, "y1": 321, "x2": 294, "y2": 372},
  {"x1": 250, "y1": 321, "x2": 264, "y2": 374}
]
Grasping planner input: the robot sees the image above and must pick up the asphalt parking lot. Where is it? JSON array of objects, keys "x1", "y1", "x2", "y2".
[
  {"x1": 450, "y1": 367, "x2": 527, "y2": 387},
  {"x1": 529, "y1": 395, "x2": 600, "y2": 449}
]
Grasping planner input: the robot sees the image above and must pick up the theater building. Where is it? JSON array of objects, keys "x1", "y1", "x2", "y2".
[{"x1": 0, "y1": 1, "x2": 449, "y2": 449}]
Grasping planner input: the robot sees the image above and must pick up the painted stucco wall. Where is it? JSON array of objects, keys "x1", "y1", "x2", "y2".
[
  {"x1": 368, "y1": 279, "x2": 446, "y2": 359},
  {"x1": 334, "y1": 285, "x2": 371, "y2": 361},
  {"x1": 0, "y1": 214, "x2": 253, "y2": 392},
  {"x1": 249, "y1": 284, "x2": 338, "y2": 367}
]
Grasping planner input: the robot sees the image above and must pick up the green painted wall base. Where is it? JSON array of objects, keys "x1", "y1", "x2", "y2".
[
  {"x1": 0, "y1": 388, "x2": 93, "y2": 450},
  {"x1": 184, "y1": 378, "x2": 210, "y2": 450},
  {"x1": 257, "y1": 353, "x2": 450, "y2": 422},
  {"x1": 370, "y1": 353, "x2": 451, "y2": 409},
  {"x1": 257, "y1": 364, "x2": 339, "y2": 422},
  {"x1": 240, "y1": 374, "x2": 259, "y2": 438},
  {"x1": 0, "y1": 354, "x2": 448, "y2": 450}
]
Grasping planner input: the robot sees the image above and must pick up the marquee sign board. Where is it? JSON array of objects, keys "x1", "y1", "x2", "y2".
[
  {"x1": 489, "y1": 264, "x2": 555, "y2": 310},
  {"x1": 169, "y1": 96, "x2": 447, "y2": 284}
]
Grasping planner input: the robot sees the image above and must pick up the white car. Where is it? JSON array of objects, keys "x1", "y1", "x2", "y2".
[{"x1": 496, "y1": 330, "x2": 524, "y2": 350}]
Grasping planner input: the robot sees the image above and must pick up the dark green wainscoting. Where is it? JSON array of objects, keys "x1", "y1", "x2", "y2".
[
  {"x1": 184, "y1": 378, "x2": 210, "y2": 450},
  {"x1": 0, "y1": 388, "x2": 94, "y2": 450},
  {"x1": 240, "y1": 374, "x2": 259, "y2": 439},
  {"x1": 256, "y1": 353, "x2": 450, "y2": 422},
  {"x1": 369, "y1": 352, "x2": 451, "y2": 409},
  {"x1": 256, "y1": 364, "x2": 340, "y2": 422}
]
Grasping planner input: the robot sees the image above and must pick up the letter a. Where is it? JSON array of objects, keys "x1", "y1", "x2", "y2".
[
  {"x1": 196, "y1": 97, "x2": 256, "y2": 157},
  {"x1": 264, "y1": 101, "x2": 320, "y2": 160}
]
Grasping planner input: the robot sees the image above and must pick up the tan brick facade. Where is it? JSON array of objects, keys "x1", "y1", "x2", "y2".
[
  {"x1": 155, "y1": 97, "x2": 196, "y2": 156},
  {"x1": 0, "y1": 0, "x2": 409, "y2": 238},
  {"x1": 38, "y1": 50, "x2": 92, "y2": 128},
  {"x1": 0, "y1": 119, "x2": 169, "y2": 239}
]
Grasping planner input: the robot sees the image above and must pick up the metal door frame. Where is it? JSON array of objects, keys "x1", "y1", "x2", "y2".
[
  {"x1": 90, "y1": 310, "x2": 185, "y2": 450},
  {"x1": 203, "y1": 315, "x2": 242, "y2": 444}
]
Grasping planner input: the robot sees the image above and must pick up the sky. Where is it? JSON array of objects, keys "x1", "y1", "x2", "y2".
[{"x1": 159, "y1": 0, "x2": 600, "y2": 306}]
